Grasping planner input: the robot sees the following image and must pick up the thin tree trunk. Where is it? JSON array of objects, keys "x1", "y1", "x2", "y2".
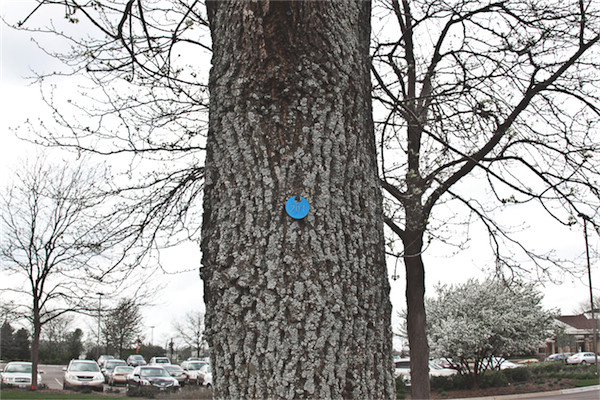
[
  {"x1": 404, "y1": 230, "x2": 431, "y2": 399},
  {"x1": 31, "y1": 302, "x2": 40, "y2": 389},
  {"x1": 201, "y1": 1, "x2": 394, "y2": 398}
]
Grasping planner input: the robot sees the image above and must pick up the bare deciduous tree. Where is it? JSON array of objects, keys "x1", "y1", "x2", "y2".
[
  {"x1": 103, "y1": 298, "x2": 143, "y2": 359},
  {"x1": 172, "y1": 310, "x2": 204, "y2": 358},
  {"x1": 0, "y1": 155, "x2": 152, "y2": 388},
  {"x1": 372, "y1": 1, "x2": 600, "y2": 396}
]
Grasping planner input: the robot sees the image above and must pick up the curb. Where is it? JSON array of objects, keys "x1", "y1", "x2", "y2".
[{"x1": 454, "y1": 384, "x2": 600, "y2": 400}]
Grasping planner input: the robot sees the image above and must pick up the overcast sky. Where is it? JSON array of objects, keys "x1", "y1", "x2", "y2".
[{"x1": 1, "y1": 0, "x2": 598, "y2": 352}]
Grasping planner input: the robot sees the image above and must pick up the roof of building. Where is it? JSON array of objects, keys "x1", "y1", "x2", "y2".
[{"x1": 556, "y1": 314, "x2": 599, "y2": 330}]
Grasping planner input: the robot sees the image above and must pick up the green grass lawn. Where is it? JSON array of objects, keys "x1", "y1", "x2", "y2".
[
  {"x1": 0, "y1": 391, "x2": 116, "y2": 399},
  {"x1": 571, "y1": 377, "x2": 600, "y2": 387}
]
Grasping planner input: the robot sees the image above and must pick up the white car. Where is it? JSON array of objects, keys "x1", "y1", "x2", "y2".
[
  {"x1": 198, "y1": 364, "x2": 212, "y2": 387},
  {"x1": 63, "y1": 359, "x2": 105, "y2": 391},
  {"x1": 481, "y1": 357, "x2": 518, "y2": 370},
  {"x1": 180, "y1": 360, "x2": 208, "y2": 385},
  {"x1": 1, "y1": 362, "x2": 43, "y2": 389},
  {"x1": 428, "y1": 361, "x2": 458, "y2": 377},
  {"x1": 394, "y1": 358, "x2": 457, "y2": 386},
  {"x1": 149, "y1": 356, "x2": 171, "y2": 365},
  {"x1": 566, "y1": 352, "x2": 599, "y2": 364}
]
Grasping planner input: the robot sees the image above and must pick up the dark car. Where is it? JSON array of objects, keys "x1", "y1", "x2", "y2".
[
  {"x1": 127, "y1": 354, "x2": 147, "y2": 367},
  {"x1": 126, "y1": 366, "x2": 179, "y2": 394},
  {"x1": 544, "y1": 353, "x2": 570, "y2": 362}
]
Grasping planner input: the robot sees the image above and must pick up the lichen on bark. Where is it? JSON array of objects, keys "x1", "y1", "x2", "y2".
[{"x1": 201, "y1": 1, "x2": 394, "y2": 398}]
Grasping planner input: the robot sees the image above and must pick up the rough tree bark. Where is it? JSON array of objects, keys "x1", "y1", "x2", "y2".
[{"x1": 201, "y1": 1, "x2": 395, "y2": 398}]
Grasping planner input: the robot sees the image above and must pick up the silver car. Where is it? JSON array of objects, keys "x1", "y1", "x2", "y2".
[
  {"x1": 63, "y1": 360, "x2": 104, "y2": 391},
  {"x1": 1, "y1": 362, "x2": 43, "y2": 389},
  {"x1": 566, "y1": 352, "x2": 599, "y2": 364}
]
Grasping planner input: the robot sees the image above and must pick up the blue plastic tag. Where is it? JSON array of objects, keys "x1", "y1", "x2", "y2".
[{"x1": 285, "y1": 196, "x2": 310, "y2": 219}]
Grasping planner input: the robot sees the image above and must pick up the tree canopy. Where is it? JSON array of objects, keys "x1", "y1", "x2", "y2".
[{"x1": 102, "y1": 298, "x2": 143, "y2": 359}]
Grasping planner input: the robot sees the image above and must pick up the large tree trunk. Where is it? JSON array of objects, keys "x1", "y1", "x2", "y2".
[{"x1": 201, "y1": 1, "x2": 394, "y2": 398}]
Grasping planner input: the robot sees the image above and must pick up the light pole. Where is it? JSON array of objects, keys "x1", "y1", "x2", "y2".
[
  {"x1": 96, "y1": 292, "x2": 104, "y2": 360},
  {"x1": 580, "y1": 214, "x2": 598, "y2": 377},
  {"x1": 150, "y1": 326, "x2": 155, "y2": 346}
]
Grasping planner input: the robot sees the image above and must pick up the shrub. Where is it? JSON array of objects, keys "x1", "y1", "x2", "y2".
[
  {"x1": 395, "y1": 375, "x2": 407, "y2": 399},
  {"x1": 503, "y1": 367, "x2": 531, "y2": 382},
  {"x1": 430, "y1": 375, "x2": 454, "y2": 392},
  {"x1": 479, "y1": 370, "x2": 509, "y2": 389},
  {"x1": 157, "y1": 386, "x2": 213, "y2": 400},
  {"x1": 127, "y1": 386, "x2": 157, "y2": 398}
]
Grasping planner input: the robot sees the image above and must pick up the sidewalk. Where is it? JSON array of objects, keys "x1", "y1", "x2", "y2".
[{"x1": 456, "y1": 384, "x2": 600, "y2": 400}]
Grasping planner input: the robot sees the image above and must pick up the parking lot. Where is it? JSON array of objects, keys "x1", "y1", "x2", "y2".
[{"x1": 0, "y1": 363, "x2": 126, "y2": 392}]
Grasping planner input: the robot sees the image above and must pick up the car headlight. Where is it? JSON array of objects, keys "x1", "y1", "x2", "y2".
[{"x1": 141, "y1": 379, "x2": 151, "y2": 386}]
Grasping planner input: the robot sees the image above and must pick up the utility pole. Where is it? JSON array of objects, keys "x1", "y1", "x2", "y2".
[
  {"x1": 96, "y1": 292, "x2": 104, "y2": 360},
  {"x1": 581, "y1": 214, "x2": 598, "y2": 377}
]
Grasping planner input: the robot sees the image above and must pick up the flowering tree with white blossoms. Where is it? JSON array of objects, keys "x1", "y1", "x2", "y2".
[{"x1": 426, "y1": 278, "x2": 555, "y2": 388}]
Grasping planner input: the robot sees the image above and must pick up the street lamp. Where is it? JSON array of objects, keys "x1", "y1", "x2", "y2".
[
  {"x1": 96, "y1": 292, "x2": 104, "y2": 360},
  {"x1": 150, "y1": 326, "x2": 155, "y2": 346}
]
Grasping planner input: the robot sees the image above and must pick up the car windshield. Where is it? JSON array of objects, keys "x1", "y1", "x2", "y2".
[
  {"x1": 114, "y1": 367, "x2": 133, "y2": 373},
  {"x1": 187, "y1": 363, "x2": 205, "y2": 370},
  {"x1": 106, "y1": 361, "x2": 126, "y2": 368},
  {"x1": 5, "y1": 364, "x2": 32, "y2": 373},
  {"x1": 70, "y1": 362, "x2": 100, "y2": 372},
  {"x1": 164, "y1": 365, "x2": 182, "y2": 372},
  {"x1": 141, "y1": 368, "x2": 169, "y2": 377},
  {"x1": 131, "y1": 355, "x2": 143, "y2": 360}
]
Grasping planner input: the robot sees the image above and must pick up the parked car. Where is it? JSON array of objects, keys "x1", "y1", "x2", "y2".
[
  {"x1": 394, "y1": 357, "x2": 458, "y2": 386},
  {"x1": 180, "y1": 360, "x2": 208, "y2": 385},
  {"x1": 481, "y1": 357, "x2": 518, "y2": 370},
  {"x1": 108, "y1": 366, "x2": 134, "y2": 386},
  {"x1": 127, "y1": 354, "x2": 147, "y2": 367},
  {"x1": 163, "y1": 364, "x2": 188, "y2": 386},
  {"x1": 545, "y1": 353, "x2": 571, "y2": 362},
  {"x1": 97, "y1": 355, "x2": 115, "y2": 368},
  {"x1": 429, "y1": 361, "x2": 458, "y2": 377},
  {"x1": 63, "y1": 359, "x2": 104, "y2": 391},
  {"x1": 126, "y1": 366, "x2": 179, "y2": 394},
  {"x1": 1, "y1": 362, "x2": 44, "y2": 389},
  {"x1": 149, "y1": 356, "x2": 171, "y2": 365},
  {"x1": 101, "y1": 359, "x2": 127, "y2": 382},
  {"x1": 566, "y1": 352, "x2": 599, "y2": 364},
  {"x1": 198, "y1": 364, "x2": 212, "y2": 387},
  {"x1": 432, "y1": 358, "x2": 462, "y2": 371}
]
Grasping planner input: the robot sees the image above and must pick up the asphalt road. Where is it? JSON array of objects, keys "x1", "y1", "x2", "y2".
[
  {"x1": 457, "y1": 386, "x2": 600, "y2": 400},
  {"x1": 39, "y1": 364, "x2": 125, "y2": 393},
  {"x1": 38, "y1": 364, "x2": 64, "y2": 390}
]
